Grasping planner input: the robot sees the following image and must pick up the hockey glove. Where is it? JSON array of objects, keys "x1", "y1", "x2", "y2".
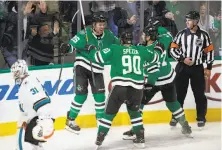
[
  {"x1": 143, "y1": 83, "x2": 154, "y2": 92},
  {"x1": 60, "y1": 43, "x2": 71, "y2": 54}
]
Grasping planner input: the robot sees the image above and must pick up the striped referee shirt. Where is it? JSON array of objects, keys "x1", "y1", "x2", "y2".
[{"x1": 170, "y1": 26, "x2": 214, "y2": 70}]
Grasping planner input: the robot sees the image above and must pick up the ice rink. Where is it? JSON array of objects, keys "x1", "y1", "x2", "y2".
[{"x1": 0, "y1": 122, "x2": 221, "y2": 150}]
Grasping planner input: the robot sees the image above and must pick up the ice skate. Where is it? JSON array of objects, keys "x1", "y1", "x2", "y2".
[
  {"x1": 181, "y1": 121, "x2": 193, "y2": 138},
  {"x1": 123, "y1": 128, "x2": 136, "y2": 140},
  {"x1": 95, "y1": 132, "x2": 106, "y2": 150},
  {"x1": 170, "y1": 118, "x2": 178, "y2": 129},
  {"x1": 65, "y1": 112, "x2": 80, "y2": 134},
  {"x1": 133, "y1": 129, "x2": 145, "y2": 149},
  {"x1": 197, "y1": 121, "x2": 205, "y2": 130}
]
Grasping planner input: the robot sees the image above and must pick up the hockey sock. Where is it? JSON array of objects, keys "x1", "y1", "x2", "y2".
[
  {"x1": 127, "y1": 108, "x2": 144, "y2": 134},
  {"x1": 69, "y1": 94, "x2": 87, "y2": 120},
  {"x1": 98, "y1": 114, "x2": 115, "y2": 135},
  {"x1": 93, "y1": 93, "x2": 106, "y2": 120},
  {"x1": 166, "y1": 101, "x2": 187, "y2": 125},
  {"x1": 139, "y1": 104, "x2": 145, "y2": 114}
]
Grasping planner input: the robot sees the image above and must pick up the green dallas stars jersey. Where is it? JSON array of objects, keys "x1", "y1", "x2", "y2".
[
  {"x1": 68, "y1": 26, "x2": 120, "y2": 73},
  {"x1": 89, "y1": 44, "x2": 159, "y2": 89},
  {"x1": 145, "y1": 28, "x2": 176, "y2": 86}
]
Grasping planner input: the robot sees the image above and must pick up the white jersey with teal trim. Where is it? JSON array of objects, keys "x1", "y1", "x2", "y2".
[{"x1": 18, "y1": 75, "x2": 52, "y2": 122}]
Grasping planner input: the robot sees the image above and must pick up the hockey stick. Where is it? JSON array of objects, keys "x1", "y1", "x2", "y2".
[
  {"x1": 56, "y1": 10, "x2": 80, "y2": 94},
  {"x1": 79, "y1": 0, "x2": 96, "y2": 88},
  {"x1": 56, "y1": 52, "x2": 65, "y2": 94}
]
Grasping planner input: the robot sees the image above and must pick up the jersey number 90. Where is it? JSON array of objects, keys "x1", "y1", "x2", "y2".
[{"x1": 122, "y1": 55, "x2": 142, "y2": 75}]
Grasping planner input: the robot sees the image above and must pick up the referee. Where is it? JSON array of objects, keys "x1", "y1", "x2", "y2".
[{"x1": 170, "y1": 11, "x2": 214, "y2": 128}]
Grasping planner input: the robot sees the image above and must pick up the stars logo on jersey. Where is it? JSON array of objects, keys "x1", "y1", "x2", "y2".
[
  {"x1": 195, "y1": 38, "x2": 203, "y2": 47},
  {"x1": 77, "y1": 85, "x2": 83, "y2": 91},
  {"x1": 143, "y1": 62, "x2": 150, "y2": 67}
]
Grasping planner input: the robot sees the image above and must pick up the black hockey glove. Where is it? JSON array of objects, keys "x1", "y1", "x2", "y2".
[
  {"x1": 60, "y1": 43, "x2": 71, "y2": 54},
  {"x1": 84, "y1": 44, "x2": 97, "y2": 51},
  {"x1": 143, "y1": 83, "x2": 154, "y2": 92}
]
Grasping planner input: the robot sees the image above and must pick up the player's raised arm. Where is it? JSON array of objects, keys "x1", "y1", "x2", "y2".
[
  {"x1": 95, "y1": 47, "x2": 113, "y2": 63},
  {"x1": 89, "y1": 46, "x2": 113, "y2": 64},
  {"x1": 68, "y1": 31, "x2": 87, "y2": 53}
]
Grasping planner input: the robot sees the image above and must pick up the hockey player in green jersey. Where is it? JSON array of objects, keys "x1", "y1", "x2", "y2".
[
  {"x1": 87, "y1": 31, "x2": 159, "y2": 149},
  {"x1": 122, "y1": 24, "x2": 193, "y2": 140},
  {"x1": 61, "y1": 12, "x2": 120, "y2": 134},
  {"x1": 146, "y1": 18, "x2": 174, "y2": 49}
]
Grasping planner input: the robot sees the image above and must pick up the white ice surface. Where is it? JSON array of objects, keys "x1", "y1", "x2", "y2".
[{"x1": 0, "y1": 122, "x2": 221, "y2": 150}]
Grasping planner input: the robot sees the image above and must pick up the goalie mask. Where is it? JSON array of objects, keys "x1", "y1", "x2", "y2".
[{"x1": 11, "y1": 59, "x2": 29, "y2": 80}]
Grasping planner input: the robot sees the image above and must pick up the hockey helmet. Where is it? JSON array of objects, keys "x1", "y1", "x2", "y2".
[
  {"x1": 143, "y1": 24, "x2": 158, "y2": 41},
  {"x1": 92, "y1": 12, "x2": 107, "y2": 23},
  {"x1": 148, "y1": 17, "x2": 161, "y2": 28},
  {"x1": 185, "y1": 11, "x2": 200, "y2": 20},
  {"x1": 120, "y1": 31, "x2": 133, "y2": 44}
]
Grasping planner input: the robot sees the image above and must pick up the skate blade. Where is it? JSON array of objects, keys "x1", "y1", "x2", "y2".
[
  {"x1": 134, "y1": 143, "x2": 146, "y2": 149},
  {"x1": 122, "y1": 135, "x2": 136, "y2": 140},
  {"x1": 184, "y1": 133, "x2": 194, "y2": 138},
  {"x1": 65, "y1": 126, "x2": 80, "y2": 135},
  {"x1": 198, "y1": 127, "x2": 204, "y2": 131},
  {"x1": 95, "y1": 145, "x2": 101, "y2": 150},
  {"x1": 170, "y1": 126, "x2": 177, "y2": 130}
]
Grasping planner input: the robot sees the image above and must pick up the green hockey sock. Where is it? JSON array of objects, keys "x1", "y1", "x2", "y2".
[
  {"x1": 166, "y1": 101, "x2": 187, "y2": 125},
  {"x1": 98, "y1": 114, "x2": 115, "y2": 135},
  {"x1": 139, "y1": 104, "x2": 145, "y2": 114},
  {"x1": 127, "y1": 108, "x2": 144, "y2": 134},
  {"x1": 69, "y1": 94, "x2": 87, "y2": 120},
  {"x1": 93, "y1": 93, "x2": 106, "y2": 120}
]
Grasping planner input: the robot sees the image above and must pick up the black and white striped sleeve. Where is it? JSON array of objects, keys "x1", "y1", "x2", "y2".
[
  {"x1": 94, "y1": 48, "x2": 112, "y2": 64},
  {"x1": 203, "y1": 31, "x2": 214, "y2": 70},
  {"x1": 95, "y1": 51, "x2": 105, "y2": 63},
  {"x1": 170, "y1": 31, "x2": 184, "y2": 61}
]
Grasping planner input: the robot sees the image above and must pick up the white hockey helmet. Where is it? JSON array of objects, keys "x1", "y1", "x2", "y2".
[{"x1": 11, "y1": 59, "x2": 29, "y2": 79}]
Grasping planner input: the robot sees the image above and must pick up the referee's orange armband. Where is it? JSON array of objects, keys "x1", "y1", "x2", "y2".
[
  {"x1": 170, "y1": 42, "x2": 179, "y2": 49},
  {"x1": 204, "y1": 44, "x2": 214, "y2": 53}
]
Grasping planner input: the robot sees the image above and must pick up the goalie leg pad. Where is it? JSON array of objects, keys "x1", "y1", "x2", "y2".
[
  {"x1": 25, "y1": 116, "x2": 54, "y2": 145},
  {"x1": 24, "y1": 117, "x2": 45, "y2": 145}
]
